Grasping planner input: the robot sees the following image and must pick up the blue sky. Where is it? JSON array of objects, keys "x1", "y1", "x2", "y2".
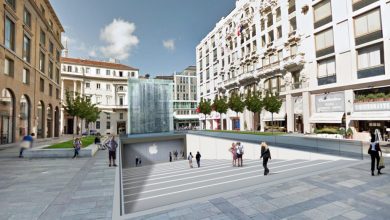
[{"x1": 51, "y1": 0, "x2": 236, "y2": 76}]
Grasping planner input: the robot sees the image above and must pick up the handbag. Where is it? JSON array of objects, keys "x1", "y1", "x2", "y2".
[{"x1": 379, "y1": 152, "x2": 385, "y2": 169}]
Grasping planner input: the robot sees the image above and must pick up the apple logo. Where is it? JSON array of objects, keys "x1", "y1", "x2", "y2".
[{"x1": 149, "y1": 143, "x2": 158, "y2": 155}]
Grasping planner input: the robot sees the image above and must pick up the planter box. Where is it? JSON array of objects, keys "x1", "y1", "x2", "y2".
[{"x1": 24, "y1": 144, "x2": 99, "y2": 158}]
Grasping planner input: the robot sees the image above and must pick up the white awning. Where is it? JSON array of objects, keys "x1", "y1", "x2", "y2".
[
  {"x1": 102, "y1": 110, "x2": 114, "y2": 114},
  {"x1": 350, "y1": 111, "x2": 390, "y2": 121},
  {"x1": 263, "y1": 102, "x2": 286, "y2": 121},
  {"x1": 310, "y1": 112, "x2": 344, "y2": 124}
]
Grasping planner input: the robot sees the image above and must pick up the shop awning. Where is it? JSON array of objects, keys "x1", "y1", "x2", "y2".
[
  {"x1": 309, "y1": 112, "x2": 344, "y2": 124},
  {"x1": 350, "y1": 111, "x2": 390, "y2": 121}
]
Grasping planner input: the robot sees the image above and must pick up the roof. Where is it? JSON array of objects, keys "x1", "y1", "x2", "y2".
[{"x1": 61, "y1": 57, "x2": 138, "y2": 71}]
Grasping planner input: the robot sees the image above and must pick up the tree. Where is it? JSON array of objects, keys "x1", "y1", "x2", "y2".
[
  {"x1": 245, "y1": 90, "x2": 263, "y2": 131},
  {"x1": 228, "y1": 92, "x2": 245, "y2": 116},
  {"x1": 213, "y1": 95, "x2": 228, "y2": 130},
  {"x1": 79, "y1": 97, "x2": 100, "y2": 134},
  {"x1": 64, "y1": 90, "x2": 82, "y2": 136},
  {"x1": 263, "y1": 93, "x2": 283, "y2": 133},
  {"x1": 198, "y1": 98, "x2": 212, "y2": 129}
]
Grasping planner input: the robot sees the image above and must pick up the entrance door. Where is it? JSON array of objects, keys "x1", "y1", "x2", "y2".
[
  {"x1": 1, "y1": 116, "x2": 10, "y2": 144},
  {"x1": 67, "y1": 118, "x2": 74, "y2": 134},
  {"x1": 295, "y1": 114, "x2": 303, "y2": 133},
  {"x1": 117, "y1": 121, "x2": 126, "y2": 135}
]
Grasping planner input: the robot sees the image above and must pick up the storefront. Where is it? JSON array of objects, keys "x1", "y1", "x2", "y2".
[
  {"x1": 310, "y1": 92, "x2": 345, "y2": 131},
  {"x1": 293, "y1": 97, "x2": 303, "y2": 133},
  {"x1": 263, "y1": 102, "x2": 286, "y2": 132}
]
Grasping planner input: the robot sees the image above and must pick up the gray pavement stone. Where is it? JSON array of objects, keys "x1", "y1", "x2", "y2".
[{"x1": 342, "y1": 210, "x2": 366, "y2": 220}]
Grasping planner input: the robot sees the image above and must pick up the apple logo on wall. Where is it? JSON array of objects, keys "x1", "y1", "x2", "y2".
[{"x1": 149, "y1": 144, "x2": 158, "y2": 155}]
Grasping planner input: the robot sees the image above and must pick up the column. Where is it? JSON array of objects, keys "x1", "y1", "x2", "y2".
[
  {"x1": 302, "y1": 91, "x2": 311, "y2": 134},
  {"x1": 73, "y1": 80, "x2": 77, "y2": 98},
  {"x1": 80, "y1": 81, "x2": 84, "y2": 96},
  {"x1": 286, "y1": 93, "x2": 294, "y2": 132},
  {"x1": 61, "y1": 80, "x2": 64, "y2": 100},
  {"x1": 260, "y1": 110, "x2": 265, "y2": 132}
]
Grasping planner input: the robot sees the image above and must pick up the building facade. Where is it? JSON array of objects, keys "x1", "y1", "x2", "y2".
[
  {"x1": 173, "y1": 66, "x2": 199, "y2": 129},
  {"x1": 197, "y1": 0, "x2": 390, "y2": 139},
  {"x1": 0, "y1": 0, "x2": 64, "y2": 144},
  {"x1": 61, "y1": 57, "x2": 139, "y2": 136}
]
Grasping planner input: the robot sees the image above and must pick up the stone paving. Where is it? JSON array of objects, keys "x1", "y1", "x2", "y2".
[
  {"x1": 129, "y1": 160, "x2": 390, "y2": 220},
  {"x1": 0, "y1": 148, "x2": 115, "y2": 220}
]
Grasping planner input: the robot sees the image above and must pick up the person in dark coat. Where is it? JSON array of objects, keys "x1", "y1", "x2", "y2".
[
  {"x1": 260, "y1": 142, "x2": 271, "y2": 175},
  {"x1": 368, "y1": 134, "x2": 382, "y2": 176},
  {"x1": 195, "y1": 151, "x2": 201, "y2": 168},
  {"x1": 169, "y1": 152, "x2": 172, "y2": 162}
]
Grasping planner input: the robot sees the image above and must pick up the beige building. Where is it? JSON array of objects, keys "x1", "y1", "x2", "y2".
[
  {"x1": 0, "y1": 0, "x2": 64, "y2": 144},
  {"x1": 60, "y1": 57, "x2": 139, "y2": 136}
]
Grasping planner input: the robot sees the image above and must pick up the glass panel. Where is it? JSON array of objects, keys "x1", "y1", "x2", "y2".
[
  {"x1": 367, "y1": 9, "x2": 381, "y2": 33},
  {"x1": 357, "y1": 50, "x2": 369, "y2": 69},
  {"x1": 354, "y1": 15, "x2": 368, "y2": 36},
  {"x1": 369, "y1": 46, "x2": 381, "y2": 66},
  {"x1": 318, "y1": 61, "x2": 327, "y2": 77}
]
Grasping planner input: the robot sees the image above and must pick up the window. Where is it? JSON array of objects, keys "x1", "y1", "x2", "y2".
[
  {"x1": 96, "y1": 83, "x2": 101, "y2": 89},
  {"x1": 40, "y1": 4, "x2": 45, "y2": 16},
  {"x1": 56, "y1": 50, "x2": 60, "y2": 62},
  {"x1": 353, "y1": 0, "x2": 379, "y2": 11},
  {"x1": 119, "y1": 113, "x2": 124, "y2": 120},
  {"x1": 289, "y1": 17, "x2": 297, "y2": 32},
  {"x1": 357, "y1": 44, "x2": 383, "y2": 70},
  {"x1": 40, "y1": 78, "x2": 44, "y2": 92},
  {"x1": 49, "y1": 84, "x2": 53, "y2": 96},
  {"x1": 106, "y1": 84, "x2": 110, "y2": 90},
  {"x1": 267, "y1": 13, "x2": 273, "y2": 27},
  {"x1": 56, "y1": 89, "x2": 60, "y2": 99},
  {"x1": 23, "y1": 68, "x2": 30, "y2": 84},
  {"x1": 23, "y1": 35, "x2": 31, "y2": 63},
  {"x1": 288, "y1": 0, "x2": 296, "y2": 14},
  {"x1": 85, "y1": 82, "x2": 90, "y2": 88},
  {"x1": 107, "y1": 114, "x2": 111, "y2": 120},
  {"x1": 354, "y1": 9, "x2": 381, "y2": 40},
  {"x1": 106, "y1": 70, "x2": 110, "y2": 75},
  {"x1": 74, "y1": 67, "x2": 78, "y2": 73},
  {"x1": 290, "y1": 45, "x2": 297, "y2": 56},
  {"x1": 4, "y1": 58, "x2": 14, "y2": 77},
  {"x1": 106, "y1": 96, "x2": 112, "y2": 105},
  {"x1": 252, "y1": 24, "x2": 256, "y2": 37},
  {"x1": 6, "y1": 0, "x2": 16, "y2": 9},
  {"x1": 314, "y1": 0, "x2": 332, "y2": 27},
  {"x1": 40, "y1": 29, "x2": 46, "y2": 46},
  {"x1": 86, "y1": 68, "x2": 90, "y2": 73},
  {"x1": 67, "y1": 66, "x2": 72, "y2": 72},
  {"x1": 96, "y1": 69, "x2": 100, "y2": 74},
  {"x1": 318, "y1": 58, "x2": 336, "y2": 78},
  {"x1": 276, "y1": 8, "x2": 281, "y2": 21},
  {"x1": 118, "y1": 86, "x2": 124, "y2": 91},
  {"x1": 131, "y1": 72, "x2": 135, "y2": 77},
  {"x1": 49, "y1": 41, "x2": 54, "y2": 54},
  {"x1": 268, "y1": 30, "x2": 274, "y2": 43},
  {"x1": 277, "y1": 26, "x2": 282, "y2": 39},
  {"x1": 106, "y1": 121, "x2": 111, "y2": 129},
  {"x1": 24, "y1": 8, "x2": 32, "y2": 27},
  {"x1": 96, "y1": 121, "x2": 100, "y2": 129},
  {"x1": 39, "y1": 51, "x2": 45, "y2": 73},
  {"x1": 315, "y1": 28, "x2": 334, "y2": 51},
  {"x1": 48, "y1": 61, "x2": 53, "y2": 79},
  {"x1": 5, "y1": 17, "x2": 15, "y2": 51},
  {"x1": 213, "y1": 49, "x2": 217, "y2": 61},
  {"x1": 96, "y1": 96, "x2": 102, "y2": 104},
  {"x1": 119, "y1": 71, "x2": 123, "y2": 77},
  {"x1": 56, "y1": 68, "x2": 60, "y2": 84},
  {"x1": 119, "y1": 97, "x2": 124, "y2": 106},
  {"x1": 261, "y1": 35, "x2": 266, "y2": 47}
]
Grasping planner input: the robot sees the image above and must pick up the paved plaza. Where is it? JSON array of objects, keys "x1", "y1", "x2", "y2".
[{"x1": 0, "y1": 141, "x2": 390, "y2": 220}]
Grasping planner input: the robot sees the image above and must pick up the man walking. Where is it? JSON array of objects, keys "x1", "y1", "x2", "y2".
[
  {"x1": 135, "y1": 156, "x2": 139, "y2": 167},
  {"x1": 19, "y1": 133, "x2": 35, "y2": 158},
  {"x1": 107, "y1": 136, "x2": 118, "y2": 167},
  {"x1": 169, "y1": 152, "x2": 172, "y2": 162},
  {"x1": 196, "y1": 151, "x2": 201, "y2": 168}
]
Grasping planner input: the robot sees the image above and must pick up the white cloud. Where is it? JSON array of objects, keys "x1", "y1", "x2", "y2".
[
  {"x1": 88, "y1": 50, "x2": 97, "y2": 57},
  {"x1": 163, "y1": 39, "x2": 175, "y2": 51},
  {"x1": 100, "y1": 19, "x2": 139, "y2": 60}
]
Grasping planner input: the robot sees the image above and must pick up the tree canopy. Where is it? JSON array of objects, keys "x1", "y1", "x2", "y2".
[
  {"x1": 245, "y1": 90, "x2": 263, "y2": 114},
  {"x1": 263, "y1": 93, "x2": 282, "y2": 114},
  {"x1": 228, "y1": 92, "x2": 245, "y2": 114},
  {"x1": 198, "y1": 98, "x2": 212, "y2": 116},
  {"x1": 213, "y1": 95, "x2": 228, "y2": 115}
]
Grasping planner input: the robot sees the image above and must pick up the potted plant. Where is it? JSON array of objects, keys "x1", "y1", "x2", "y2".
[
  {"x1": 355, "y1": 94, "x2": 365, "y2": 103},
  {"x1": 346, "y1": 128, "x2": 353, "y2": 139},
  {"x1": 366, "y1": 93, "x2": 376, "y2": 102},
  {"x1": 376, "y1": 93, "x2": 386, "y2": 101},
  {"x1": 385, "y1": 93, "x2": 390, "y2": 101}
]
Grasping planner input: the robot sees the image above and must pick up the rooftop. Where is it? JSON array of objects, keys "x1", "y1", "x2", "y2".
[{"x1": 61, "y1": 57, "x2": 139, "y2": 71}]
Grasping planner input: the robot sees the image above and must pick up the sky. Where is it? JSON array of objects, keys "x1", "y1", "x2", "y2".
[{"x1": 51, "y1": 0, "x2": 236, "y2": 76}]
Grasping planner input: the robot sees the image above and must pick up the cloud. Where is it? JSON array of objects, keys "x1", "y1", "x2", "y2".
[
  {"x1": 163, "y1": 39, "x2": 175, "y2": 51},
  {"x1": 88, "y1": 50, "x2": 97, "y2": 57},
  {"x1": 100, "y1": 19, "x2": 139, "y2": 60}
]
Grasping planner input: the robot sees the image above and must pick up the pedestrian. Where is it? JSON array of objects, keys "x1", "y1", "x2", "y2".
[
  {"x1": 72, "y1": 137, "x2": 82, "y2": 159},
  {"x1": 188, "y1": 152, "x2": 193, "y2": 168},
  {"x1": 139, "y1": 157, "x2": 142, "y2": 166},
  {"x1": 368, "y1": 134, "x2": 382, "y2": 176},
  {"x1": 174, "y1": 150, "x2": 178, "y2": 160},
  {"x1": 107, "y1": 135, "x2": 118, "y2": 167},
  {"x1": 19, "y1": 133, "x2": 35, "y2": 158},
  {"x1": 135, "y1": 156, "x2": 139, "y2": 167},
  {"x1": 229, "y1": 142, "x2": 237, "y2": 167},
  {"x1": 260, "y1": 142, "x2": 271, "y2": 175},
  {"x1": 196, "y1": 151, "x2": 201, "y2": 168},
  {"x1": 169, "y1": 151, "x2": 172, "y2": 162},
  {"x1": 236, "y1": 142, "x2": 244, "y2": 167}
]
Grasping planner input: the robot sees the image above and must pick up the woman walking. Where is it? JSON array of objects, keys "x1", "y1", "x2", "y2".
[
  {"x1": 72, "y1": 137, "x2": 82, "y2": 159},
  {"x1": 188, "y1": 152, "x2": 193, "y2": 168},
  {"x1": 229, "y1": 143, "x2": 237, "y2": 167},
  {"x1": 368, "y1": 134, "x2": 382, "y2": 176},
  {"x1": 260, "y1": 142, "x2": 271, "y2": 175}
]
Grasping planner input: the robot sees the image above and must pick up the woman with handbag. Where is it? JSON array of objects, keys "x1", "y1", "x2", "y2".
[
  {"x1": 260, "y1": 142, "x2": 271, "y2": 176},
  {"x1": 368, "y1": 134, "x2": 382, "y2": 176}
]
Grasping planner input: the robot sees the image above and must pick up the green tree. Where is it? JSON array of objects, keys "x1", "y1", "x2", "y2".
[
  {"x1": 79, "y1": 97, "x2": 101, "y2": 134},
  {"x1": 245, "y1": 90, "x2": 263, "y2": 131},
  {"x1": 228, "y1": 92, "x2": 245, "y2": 116},
  {"x1": 198, "y1": 98, "x2": 212, "y2": 129},
  {"x1": 213, "y1": 95, "x2": 228, "y2": 130},
  {"x1": 263, "y1": 93, "x2": 283, "y2": 133},
  {"x1": 64, "y1": 90, "x2": 83, "y2": 136}
]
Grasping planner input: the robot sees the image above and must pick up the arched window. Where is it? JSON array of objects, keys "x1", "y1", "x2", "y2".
[
  {"x1": 0, "y1": 89, "x2": 15, "y2": 144},
  {"x1": 19, "y1": 95, "x2": 30, "y2": 136}
]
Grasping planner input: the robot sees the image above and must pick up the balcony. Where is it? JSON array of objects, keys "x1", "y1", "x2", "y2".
[
  {"x1": 224, "y1": 77, "x2": 238, "y2": 89},
  {"x1": 282, "y1": 53, "x2": 305, "y2": 70},
  {"x1": 238, "y1": 71, "x2": 254, "y2": 83}
]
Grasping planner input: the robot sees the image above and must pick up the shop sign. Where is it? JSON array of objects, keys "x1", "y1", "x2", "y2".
[
  {"x1": 354, "y1": 101, "x2": 390, "y2": 112},
  {"x1": 316, "y1": 92, "x2": 345, "y2": 113}
]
